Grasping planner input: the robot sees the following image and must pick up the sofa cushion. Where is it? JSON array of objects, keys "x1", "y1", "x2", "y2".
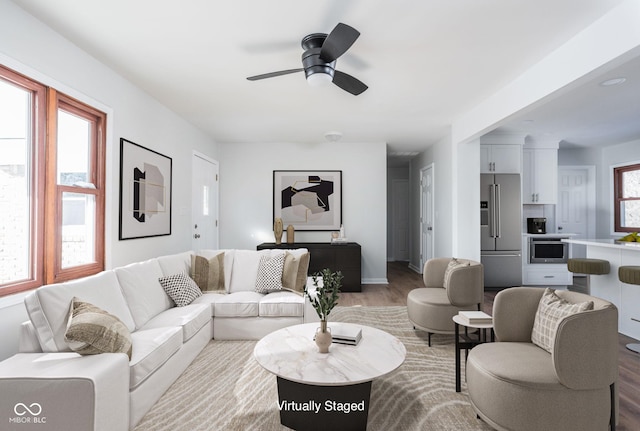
[
  {"x1": 531, "y1": 288, "x2": 594, "y2": 353},
  {"x1": 158, "y1": 273, "x2": 202, "y2": 307},
  {"x1": 157, "y1": 251, "x2": 192, "y2": 277},
  {"x1": 129, "y1": 326, "x2": 182, "y2": 389},
  {"x1": 139, "y1": 303, "x2": 210, "y2": 342},
  {"x1": 259, "y1": 291, "x2": 305, "y2": 317},
  {"x1": 192, "y1": 292, "x2": 227, "y2": 317},
  {"x1": 213, "y1": 291, "x2": 262, "y2": 317},
  {"x1": 191, "y1": 252, "x2": 225, "y2": 291},
  {"x1": 64, "y1": 297, "x2": 133, "y2": 359},
  {"x1": 24, "y1": 270, "x2": 135, "y2": 352},
  {"x1": 115, "y1": 259, "x2": 173, "y2": 329},
  {"x1": 228, "y1": 250, "x2": 271, "y2": 293},
  {"x1": 198, "y1": 249, "x2": 235, "y2": 293},
  {"x1": 255, "y1": 253, "x2": 285, "y2": 293}
]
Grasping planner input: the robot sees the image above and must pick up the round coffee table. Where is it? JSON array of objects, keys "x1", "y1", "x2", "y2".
[{"x1": 254, "y1": 322, "x2": 406, "y2": 431}]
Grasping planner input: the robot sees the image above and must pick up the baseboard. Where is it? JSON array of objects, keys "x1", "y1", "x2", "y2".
[
  {"x1": 408, "y1": 263, "x2": 422, "y2": 274},
  {"x1": 362, "y1": 278, "x2": 389, "y2": 285}
]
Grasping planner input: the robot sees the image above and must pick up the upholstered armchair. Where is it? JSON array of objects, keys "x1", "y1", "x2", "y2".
[
  {"x1": 407, "y1": 258, "x2": 484, "y2": 346},
  {"x1": 467, "y1": 287, "x2": 618, "y2": 431}
]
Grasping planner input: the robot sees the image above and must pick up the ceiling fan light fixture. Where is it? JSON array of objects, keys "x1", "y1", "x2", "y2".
[{"x1": 306, "y1": 71, "x2": 333, "y2": 87}]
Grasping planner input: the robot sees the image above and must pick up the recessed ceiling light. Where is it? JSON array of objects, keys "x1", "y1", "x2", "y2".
[
  {"x1": 324, "y1": 131, "x2": 343, "y2": 142},
  {"x1": 599, "y1": 77, "x2": 626, "y2": 87}
]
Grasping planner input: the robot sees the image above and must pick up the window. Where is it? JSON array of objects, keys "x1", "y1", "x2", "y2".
[
  {"x1": 614, "y1": 163, "x2": 640, "y2": 232},
  {"x1": 0, "y1": 66, "x2": 105, "y2": 296}
]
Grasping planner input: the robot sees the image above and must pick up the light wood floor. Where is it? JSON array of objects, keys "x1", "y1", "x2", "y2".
[{"x1": 339, "y1": 261, "x2": 640, "y2": 431}]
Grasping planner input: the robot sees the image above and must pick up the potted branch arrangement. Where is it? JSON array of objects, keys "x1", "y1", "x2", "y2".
[{"x1": 305, "y1": 268, "x2": 343, "y2": 353}]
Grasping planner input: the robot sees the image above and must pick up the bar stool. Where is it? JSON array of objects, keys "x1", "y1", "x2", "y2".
[
  {"x1": 567, "y1": 258, "x2": 610, "y2": 294},
  {"x1": 619, "y1": 266, "x2": 640, "y2": 353}
]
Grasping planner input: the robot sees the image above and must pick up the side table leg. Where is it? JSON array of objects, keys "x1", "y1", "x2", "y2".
[{"x1": 455, "y1": 322, "x2": 461, "y2": 392}]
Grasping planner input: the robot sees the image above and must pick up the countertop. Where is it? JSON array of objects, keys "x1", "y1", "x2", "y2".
[
  {"x1": 522, "y1": 233, "x2": 577, "y2": 238},
  {"x1": 562, "y1": 238, "x2": 640, "y2": 251}
]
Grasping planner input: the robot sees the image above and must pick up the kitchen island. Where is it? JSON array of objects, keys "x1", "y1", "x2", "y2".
[{"x1": 562, "y1": 238, "x2": 640, "y2": 340}]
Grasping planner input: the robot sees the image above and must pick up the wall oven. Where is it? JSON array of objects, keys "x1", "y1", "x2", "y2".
[{"x1": 529, "y1": 238, "x2": 569, "y2": 264}]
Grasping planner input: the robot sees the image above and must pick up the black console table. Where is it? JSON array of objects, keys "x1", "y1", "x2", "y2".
[{"x1": 256, "y1": 242, "x2": 362, "y2": 292}]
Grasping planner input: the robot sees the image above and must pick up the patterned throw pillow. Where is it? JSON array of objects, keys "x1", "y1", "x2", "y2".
[
  {"x1": 159, "y1": 272, "x2": 203, "y2": 307},
  {"x1": 64, "y1": 297, "x2": 133, "y2": 359},
  {"x1": 190, "y1": 253, "x2": 225, "y2": 292},
  {"x1": 255, "y1": 253, "x2": 285, "y2": 293},
  {"x1": 531, "y1": 288, "x2": 594, "y2": 353}
]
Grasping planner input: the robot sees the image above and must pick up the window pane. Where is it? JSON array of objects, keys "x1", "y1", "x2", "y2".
[
  {"x1": 620, "y1": 200, "x2": 640, "y2": 229},
  {"x1": 61, "y1": 192, "x2": 95, "y2": 268},
  {"x1": 57, "y1": 110, "x2": 91, "y2": 186},
  {"x1": 0, "y1": 80, "x2": 32, "y2": 284},
  {"x1": 622, "y1": 170, "x2": 640, "y2": 198}
]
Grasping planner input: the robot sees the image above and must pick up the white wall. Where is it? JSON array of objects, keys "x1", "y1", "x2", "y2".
[
  {"x1": 218, "y1": 141, "x2": 388, "y2": 283},
  {"x1": 0, "y1": 0, "x2": 218, "y2": 361}
]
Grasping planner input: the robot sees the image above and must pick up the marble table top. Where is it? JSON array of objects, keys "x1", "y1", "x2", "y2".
[{"x1": 253, "y1": 323, "x2": 406, "y2": 386}]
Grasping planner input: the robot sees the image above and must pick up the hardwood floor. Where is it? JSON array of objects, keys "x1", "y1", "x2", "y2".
[{"x1": 338, "y1": 261, "x2": 640, "y2": 430}]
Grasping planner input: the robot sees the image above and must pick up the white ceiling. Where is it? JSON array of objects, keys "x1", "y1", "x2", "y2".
[{"x1": 10, "y1": 0, "x2": 633, "y2": 154}]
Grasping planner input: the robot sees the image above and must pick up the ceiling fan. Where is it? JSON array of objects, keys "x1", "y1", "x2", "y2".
[{"x1": 246, "y1": 23, "x2": 368, "y2": 96}]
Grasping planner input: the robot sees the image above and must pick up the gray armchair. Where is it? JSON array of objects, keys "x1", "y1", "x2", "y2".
[
  {"x1": 467, "y1": 287, "x2": 618, "y2": 431},
  {"x1": 407, "y1": 258, "x2": 484, "y2": 346}
]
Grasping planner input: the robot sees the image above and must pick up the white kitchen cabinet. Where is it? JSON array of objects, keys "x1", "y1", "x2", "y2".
[
  {"x1": 522, "y1": 148, "x2": 557, "y2": 204},
  {"x1": 480, "y1": 144, "x2": 521, "y2": 173}
]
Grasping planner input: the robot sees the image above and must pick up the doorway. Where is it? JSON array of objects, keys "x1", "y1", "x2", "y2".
[
  {"x1": 391, "y1": 179, "x2": 410, "y2": 261},
  {"x1": 192, "y1": 152, "x2": 219, "y2": 251},
  {"x1": 420, "y1": 164, "x2": 434, "y2": 272}
]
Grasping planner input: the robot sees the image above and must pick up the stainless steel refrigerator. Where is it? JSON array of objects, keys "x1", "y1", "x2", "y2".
[{"x1": 480, "y1": 174, "x2": 522, "y2": 288}]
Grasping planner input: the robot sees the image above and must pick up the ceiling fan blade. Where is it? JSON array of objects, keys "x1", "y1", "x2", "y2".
[
  {"x1": 333, "y1": 70, "x2": 368, "y2": 95},
  {"x1": 247, "y1": 69, "x2": 303, "y2": 81},
  {"x1": 319, "y1": 23, "x2": 360, "y2": 63}
]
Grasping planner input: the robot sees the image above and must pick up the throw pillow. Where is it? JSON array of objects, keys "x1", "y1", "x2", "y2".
[
  {"x1": 281, "y1": 252, "x2": 300, "y2": 292},
  {"x1": 255, "y1": 253, "x2": 285, "y2": 293},
  {"x1": 190, "y1": 253, "x2": 225, "y2": 292},
  {"x1": 64, "y1": 297, "x2": 133, "y2": 360},
  {"x1": 159, "y1": 272, "x2": 203, "y2": 307},
  {"x1": 443, "y1": 258, "x2": 470, "y2": 289},
  {"x1": 295, "y1": 252, "x2": 311, "y2": 293},
  {"x1": 531, "y1": 288, "x2": 594, "y2": 353}
]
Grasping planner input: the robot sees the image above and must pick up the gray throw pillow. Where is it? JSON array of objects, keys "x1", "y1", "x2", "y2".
[{"x1": 159, "y1": 272, "x2": 203, "y2": 306}]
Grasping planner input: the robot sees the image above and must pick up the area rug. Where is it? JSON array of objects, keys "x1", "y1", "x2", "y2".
[{"x1": 133, "y1": 306, "x2": 492, "y2": 431}]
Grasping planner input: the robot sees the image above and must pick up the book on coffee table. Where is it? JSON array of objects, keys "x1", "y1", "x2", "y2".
[
  {"x1": 328, "y1": 323, "x2": 362, "y2": 345},
  {"x1": 457, "y1": 311, "x2": 492, "y2": 325}
]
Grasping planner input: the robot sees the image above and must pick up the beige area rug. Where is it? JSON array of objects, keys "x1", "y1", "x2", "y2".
[{"x1": 133, "y1": 306, "x2": 493, "y2": 431}]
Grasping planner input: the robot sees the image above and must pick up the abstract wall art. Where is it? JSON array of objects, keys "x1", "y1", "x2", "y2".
[
  {"x1": 119, "y1": 138, "x2": 172, "y2": 240},
  {"x1": 273, "y1": 170, "x2": 342, "y2": 231}
]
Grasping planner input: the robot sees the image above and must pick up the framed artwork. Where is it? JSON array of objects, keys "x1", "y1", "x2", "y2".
[
  {"x1": 273, "y1": 170, "x2": 342, "y2": 231},
  {"x1": 119, "y1": 138, "x2": 172, "y2": 240}
]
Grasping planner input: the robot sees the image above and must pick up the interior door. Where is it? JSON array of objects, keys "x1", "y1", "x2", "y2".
[
  {"x1": 557, "y1": 166, "x2": 595, "y2": 259},
  {"x1": 192, "y1": 152, "x2": 219, "y2": 251},
  {"x1": 392, "y1": 179, "x2": 409, "y2": 261},
  {"x1": 420, "y1": 164, "x2": 434, "y2": 271}
]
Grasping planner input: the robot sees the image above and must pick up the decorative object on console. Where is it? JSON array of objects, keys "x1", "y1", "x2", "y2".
[
  {"x1": 286, "y1": 224, "x2": 295, "y2": 243},
  {"x1": 274, "y1": 217, "x2": 283, "y2": 244},
  {"x1": 273, "y1": 170, "x2": 342, "y2": 231},
  {"x1": 119, "y1": 138, "x2": 172, "y2": 240},
  {"x1": 306, "y1": 268, "x2": 343, "y2": 353}
]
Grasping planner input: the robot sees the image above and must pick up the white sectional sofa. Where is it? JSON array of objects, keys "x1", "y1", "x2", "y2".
[{"x1": 0, "y1": 248, "x2": 317, "y2": 431}]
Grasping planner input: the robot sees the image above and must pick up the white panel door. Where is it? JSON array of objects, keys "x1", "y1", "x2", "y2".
[
  {"x1": 420, "y1": 164, "x2": 434, "y2": 271},
  {"x1": 192, "y1": 152, "x2": 219, "y2": 251},
  {"x1": 556, "y1": 166, "x2": 595, "y2": 259}
]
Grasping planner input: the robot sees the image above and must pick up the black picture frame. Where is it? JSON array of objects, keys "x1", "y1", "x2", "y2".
[
  {"x1": 119, "y1": 138, "x2": 172, "y2": 240},
  {"x1": 273, "y1": 170, "x2": 342, "y2": 231}
]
